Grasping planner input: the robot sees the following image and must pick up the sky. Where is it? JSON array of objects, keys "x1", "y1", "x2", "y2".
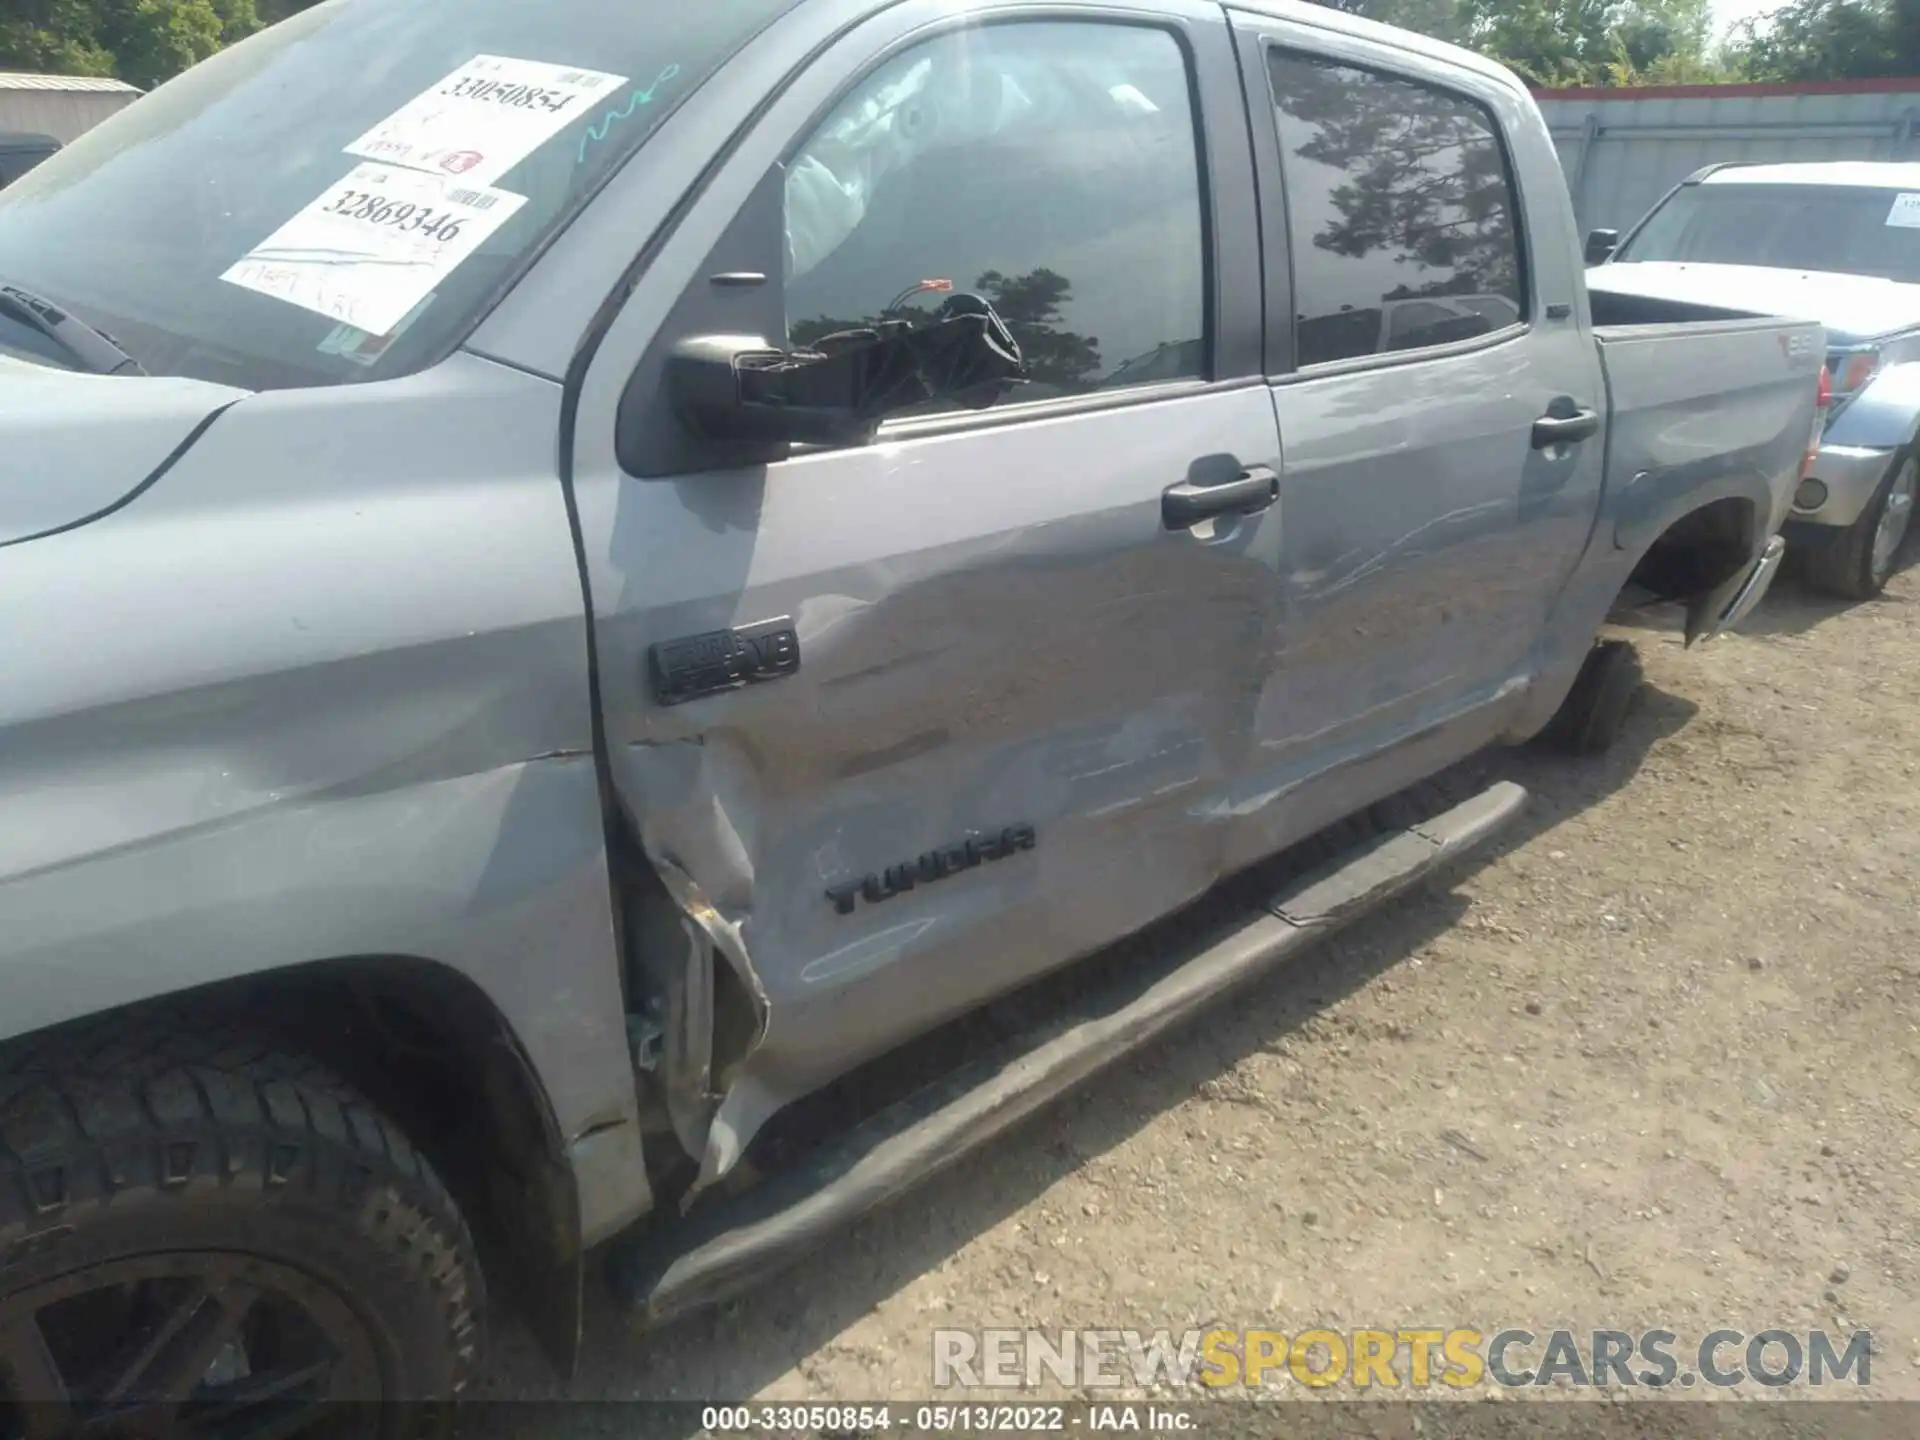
[{"x1": 1710, "y1": 0, "x2": 1782, "y2": 41}]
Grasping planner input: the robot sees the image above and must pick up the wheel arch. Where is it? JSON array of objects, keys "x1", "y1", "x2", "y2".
[
  {"x1": 1511, "y1": 490, "x2": 1768, "y2": 743},
  {"x1": 0, "y1": 955, "x2": 591, "y2": 1373},
  {"x1": 1622, "y1": 493, "x2": 1762, "y2": 605}
]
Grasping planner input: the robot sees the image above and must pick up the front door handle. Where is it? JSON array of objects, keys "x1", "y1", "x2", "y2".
[
  {"x1": 1532, "y1": 400, "x2": 1600, "y2": 449},
  {"x1": 1163, "y1": 465, "x2": 1280, "y2": 529}
]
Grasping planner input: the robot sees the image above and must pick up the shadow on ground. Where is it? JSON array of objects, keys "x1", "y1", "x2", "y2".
[
  {"x1": 1725, "y1": 535, "x2": 1920, "y2": 640},
  {"x1": 1736, "y1": 568, "x2": 1917, "y2": 639},
  {"x1": 463, "y1": 680, "x2": 1699, "y2": 1433}
]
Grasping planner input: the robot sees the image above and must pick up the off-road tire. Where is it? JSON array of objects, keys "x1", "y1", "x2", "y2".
[
  {"x1": 1804, "y1": 451, "x2": 1917, "y2": 601},
  {"x1": 0, "y1": 1016, "x2": 482, "y2": 1436},
  {"x1": 1539, "y1": 639, "x2": 1642, "y2": 756}
]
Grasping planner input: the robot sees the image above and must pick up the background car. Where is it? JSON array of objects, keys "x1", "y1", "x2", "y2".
[
  {"x1": 0, "y1": 133, "x2": 58, "y2": 190},
  {"x1": 1588, "y1": 160, "x2": 1920, "y2": 599}
]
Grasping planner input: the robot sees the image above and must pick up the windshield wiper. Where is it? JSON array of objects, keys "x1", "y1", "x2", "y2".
[{"x1": 0, "y1": 283, "x2": 146, "y2": 376}]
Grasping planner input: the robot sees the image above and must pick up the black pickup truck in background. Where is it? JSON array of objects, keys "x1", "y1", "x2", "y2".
[{"x1": 0, "y1": 133, "x2": 59, "y2": 190}]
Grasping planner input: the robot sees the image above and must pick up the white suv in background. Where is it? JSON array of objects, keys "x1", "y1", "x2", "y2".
[{"x1": 1588, "y1": 161, "x2": 1920, "y2": 599}]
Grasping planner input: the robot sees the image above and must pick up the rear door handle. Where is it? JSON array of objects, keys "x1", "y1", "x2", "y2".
[
  {"x1": 1163, "y1": 466, "x2": 1280, "y2": 529},
  {"x1": 1532, "y1": 401, "x2": 1600, "y2": 449}
]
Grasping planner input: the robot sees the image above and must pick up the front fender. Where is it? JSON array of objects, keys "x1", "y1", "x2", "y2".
[{"x1": 0, "y1": 353, "x2": 651, "y2": 1256}]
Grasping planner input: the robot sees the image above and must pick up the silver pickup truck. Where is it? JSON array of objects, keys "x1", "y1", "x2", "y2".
[
  {"x1": 0, "y1": 0, "x2": 1823, "y2": 1424},
  {"x1": 1587, "y1": 160, "x2": 1920, "y2": 599}
]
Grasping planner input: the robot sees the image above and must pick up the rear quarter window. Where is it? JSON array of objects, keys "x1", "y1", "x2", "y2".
[{"x1": 1265, "y1": 50, "x2": 1527, "y2": 369}]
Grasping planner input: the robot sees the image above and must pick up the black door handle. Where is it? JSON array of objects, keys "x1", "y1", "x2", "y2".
[
  {"x1": 1532, "y1": 400, "x2": 1600, "y2": 449},
  {"x1": 1163, "y1": 466, "x2": 1280, "y2": 529}
]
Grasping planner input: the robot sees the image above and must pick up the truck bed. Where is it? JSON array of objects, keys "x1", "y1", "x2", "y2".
[
  {"x1": 1590, "y1": 291, "x2": 1825, "y2": 563},
  {"x1": 1588, "y1": 286, "x2": 1780, "y2": 330}
]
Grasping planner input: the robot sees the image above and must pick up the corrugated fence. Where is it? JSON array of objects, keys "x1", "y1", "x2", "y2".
[{"x1": 1537, "y1": 80, "x2": 1920, "y2": 234}]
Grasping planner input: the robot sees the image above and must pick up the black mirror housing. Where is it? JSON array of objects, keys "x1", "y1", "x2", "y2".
[
  {"x1": 669, "y1": 335, "x2": 880, "y2": 449},
  {"x1": 668, "y1": 300, "x2": 1025, "y2": 451},
  {"x1": 1584, "y1": 228, "x2": 1619, "y2": 266}
]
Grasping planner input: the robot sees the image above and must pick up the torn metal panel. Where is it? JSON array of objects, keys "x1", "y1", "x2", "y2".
[
  {"x1": 642, "y1": 830, "x2": 769, "y2": 1041},
  {"x1": 636, "y1": 830, "x2": 772, "y2": 1198},
  {"x1": 659, "y1": 888, "x2": 716, "y2": 1163},
  {"x1": 694, "y1": 1071, "x2": 786, "y2": 1200}
]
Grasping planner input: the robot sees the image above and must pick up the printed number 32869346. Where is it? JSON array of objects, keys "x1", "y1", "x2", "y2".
[{"x1": 325, "y1": 189, "x2": 467, "y2": 243}]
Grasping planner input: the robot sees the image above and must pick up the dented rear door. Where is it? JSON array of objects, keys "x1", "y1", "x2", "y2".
[
  {"x1": 1223, "y1": 17, "x2": 1608, "y2": 862},
  {"x1": 562, "y1": 0, "x2": 1284, "y2": 1176}
]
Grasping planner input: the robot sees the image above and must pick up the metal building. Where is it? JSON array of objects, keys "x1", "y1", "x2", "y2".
[
  {"x1": 0, "y1": 72, "x2": 141, "y2": 146},
  {"x1": 1539, "y1": 79, "x2": 1920, "y2": 234}
]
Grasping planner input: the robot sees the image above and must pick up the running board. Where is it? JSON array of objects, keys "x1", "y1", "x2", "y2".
[{"x1": 607, "y1": 781, "x2": 1528, "y2": 1328}]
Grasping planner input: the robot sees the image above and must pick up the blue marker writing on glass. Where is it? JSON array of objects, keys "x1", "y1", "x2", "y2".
[{"x1": 578, "y1": 64, "x2": 683, "y2": 163}]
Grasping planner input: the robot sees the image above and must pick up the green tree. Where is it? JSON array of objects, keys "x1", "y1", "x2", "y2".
[
  {"x1": 972, "y1": 268, "x2": 1101, "y2": 393},
  {"x1": 1308, "y1": 0, "x2": 1734, "y2": 87},
  {"x1": 255, "y1": 0, "x2": 321, "y2": 22},
  {"x1": 1309, "y1": 0, "x2": 1472, "y2": 43},
  {"x1": 1727, "y1": 0, "x2": 1914, "y2": 80},
  {"x1": 0, "y1": 0, "x2": 119, "y2": 78},
  {"x1": 1482, "y1": 0, "x2": 1721, "y2": 85},
  {"x1": 0, "y1": 0, "x2": 260, "y2": 90},
  {"x1": 1275, "y1": 54, "x2": 1519, "y2": 288}
]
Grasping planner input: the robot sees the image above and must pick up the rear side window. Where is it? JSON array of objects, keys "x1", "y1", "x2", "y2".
[
  {"x1": 1266, "y1": 51, "x2": 1525, "y2": 369},
  {"x1": 784, "y1": 21, "x2": 1208, "y2": 408}
]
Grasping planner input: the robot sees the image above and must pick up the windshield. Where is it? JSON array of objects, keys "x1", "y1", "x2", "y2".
[
  {"x1": 0, "y1": 0, "x2": 799, "y2": 389},
  {"x1": 1618, "y1": 182, "x2": 1920, "y2": 285}
]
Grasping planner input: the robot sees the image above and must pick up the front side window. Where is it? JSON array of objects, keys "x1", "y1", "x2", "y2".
[
  {"x1": 1267, "y1": 51, "x2": 1526, "y2": 369},
  {"x1": 783, "y1": 21, "x2": 1207, "y2": 410}
]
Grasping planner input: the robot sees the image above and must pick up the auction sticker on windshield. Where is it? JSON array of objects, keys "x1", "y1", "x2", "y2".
[
  {"x1": 220, "y1": 162, "x2": 527, "y2": 336},
  {"x1": 345, "y1": 55, "x2": 628, "y2": 186},
  {"x1": 1887, "y1": 193, "x2": 1920, "y2": 229}
]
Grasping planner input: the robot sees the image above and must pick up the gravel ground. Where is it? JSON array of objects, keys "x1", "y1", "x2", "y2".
[{"x1": 474, "y1": 558, "x2": 1920, "y2": 1425}]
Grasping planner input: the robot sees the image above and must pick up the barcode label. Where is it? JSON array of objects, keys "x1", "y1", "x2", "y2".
[{"x1": 447, "y1": 188, "x2": 498, "y2": 209}]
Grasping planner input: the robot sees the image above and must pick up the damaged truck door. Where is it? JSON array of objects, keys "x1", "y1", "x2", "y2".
[
  {"x1": 565, "y1": 1, "x2": 1285, "y2": 1192},
  {"x1": 1231, "y1": 38, "x2": 1609, "y2": 841}
]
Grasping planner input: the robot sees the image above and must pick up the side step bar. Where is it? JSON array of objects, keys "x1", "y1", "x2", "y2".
[{"x1": 607, "y1": 781, "x2": 1528, "y2": 1328}]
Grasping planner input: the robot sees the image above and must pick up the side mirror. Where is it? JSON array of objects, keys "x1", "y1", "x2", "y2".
[
  {"x1": 1584, "y1": 228, "x2": 1619, "y2": 266},
  {"x1": 668, "y1": 334, "x2": 872, "y2": 448},
  {"x1": 668, "y1": 296, "x2": 1026, "y2": 450}
]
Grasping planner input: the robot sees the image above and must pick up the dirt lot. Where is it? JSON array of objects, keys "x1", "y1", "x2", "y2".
[{"x1": 477, "y1": 559, "x2": 1920, "y2": 1421}]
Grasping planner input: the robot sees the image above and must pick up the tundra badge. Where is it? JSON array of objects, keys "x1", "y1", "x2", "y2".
[{"x1": 827, "y1": 825, "x2": 1037, "y2": 915}]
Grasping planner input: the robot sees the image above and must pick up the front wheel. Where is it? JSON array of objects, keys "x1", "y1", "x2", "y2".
[
  {"x1": 0, "y1": 1020, "x2": 482, "y2": 1439},
  {"x1": 1804, "y1": 451, "x2": 1916, "y2": 601}
]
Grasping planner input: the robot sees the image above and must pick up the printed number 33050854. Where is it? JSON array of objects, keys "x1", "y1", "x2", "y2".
[
  {"x1": 325, "y1": 189, "x2": 468, "y2": 243},
  {"x1": 444, "y1": 77, "x2": 577, "y2": 113}
]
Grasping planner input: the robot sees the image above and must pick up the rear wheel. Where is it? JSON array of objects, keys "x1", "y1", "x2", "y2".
[
  {"x1": 1804, "y1": 452, "x2": 1916, "y2": 601},
  {"x1": 0, "y1": 1019, "x2": 482, "y2": 1439},
  {"x1": 1539, "y1": 639, "x2": 1643, "y2": 756}
]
